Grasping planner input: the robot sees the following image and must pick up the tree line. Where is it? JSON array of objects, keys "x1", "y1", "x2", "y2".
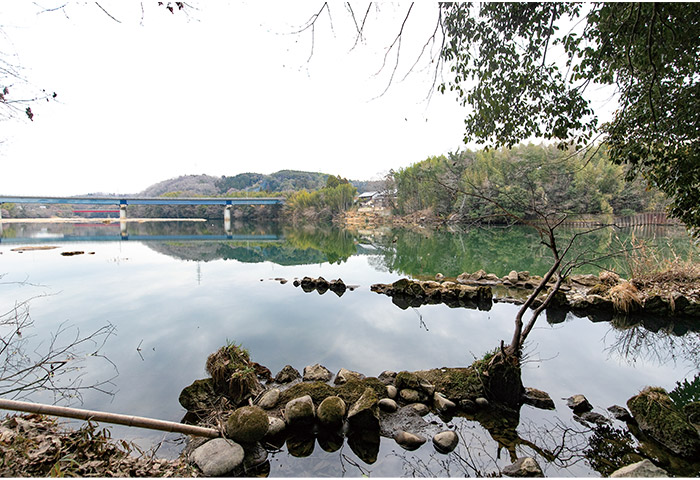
[{"x1": 388, "y1": 143, "x2": 668, "y2": 224}]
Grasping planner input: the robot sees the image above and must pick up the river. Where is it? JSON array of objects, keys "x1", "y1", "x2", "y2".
[{"x1": 0, "y1": 220, "x2": 698, "y2": 476}]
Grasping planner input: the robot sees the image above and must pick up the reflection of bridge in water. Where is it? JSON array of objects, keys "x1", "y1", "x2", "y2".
[
  {"x1": 0, "y1": 195, "x2": 285, "y2": 239},
  {"x1": 0, "y1": 233, "x2": 282, "y2": 244}
]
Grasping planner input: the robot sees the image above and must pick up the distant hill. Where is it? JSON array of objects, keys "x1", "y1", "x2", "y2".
[{"x1": 139, "y1": 170, "x2": 382, "y2": 196}]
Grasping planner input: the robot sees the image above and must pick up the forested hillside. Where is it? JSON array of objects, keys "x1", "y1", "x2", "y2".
[{"x1": 389, "y1": 144, "x2": 668, "y2": 222}]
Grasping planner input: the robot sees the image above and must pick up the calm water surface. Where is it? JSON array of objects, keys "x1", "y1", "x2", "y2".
[{"x1": 0, "y1": 221, "x2": 697, "y2": 476}]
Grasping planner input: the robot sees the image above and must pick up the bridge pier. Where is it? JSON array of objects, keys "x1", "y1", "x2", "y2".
[
  {"x1": 224, "y1": 206, "x2": 232, "y2": 237},
  {"x1": 120, "y1": 205, "x2": 128, "y2": 239}
]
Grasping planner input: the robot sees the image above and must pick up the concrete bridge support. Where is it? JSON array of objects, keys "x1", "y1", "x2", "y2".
[
  {"x1": 224, "y1": 205, "x2": 232, "y2": 236},
  {"x1": 120, "y1": 205, "x2": 128, "y2": 239}
]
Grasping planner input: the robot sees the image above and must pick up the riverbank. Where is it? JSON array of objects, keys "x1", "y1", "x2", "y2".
[{"x1": 0, "y1": 217, "x2": 208, "y2": 223}]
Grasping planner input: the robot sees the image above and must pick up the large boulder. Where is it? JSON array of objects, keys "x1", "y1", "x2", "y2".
[
  {"x1": 226, "y1": 406, "x2": 269, "y2": 443},
  {"x1": 347, "y1": 387, "x2": 380, "y2": 431},
  {"x1": 190, "y1": 438, "x2": 244, "y2": 477},
  {"x1": 284, "y1": 395, "x2": 316, "y2": 427},
  {"x1": 627, "y1": 387, "x2": 700, "y2": 458},
  {"x1": 317, "y1": 396, "x2": 346, "y2": 428},
  {"x1": 610, "y1": 459, "x2": 668, "y2": 477}
]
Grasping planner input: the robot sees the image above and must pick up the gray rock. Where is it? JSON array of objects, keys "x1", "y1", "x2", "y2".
[
  {"x1": 394, "y1": 430, "x2": 427, "y2": 450},
  {"x1": 570, "y1": 274, "x2": 599, "y2": 286},
  {"x1": 435, "y1": 273, "x2": 445, "y2": 281},
  {"x1": 409, "y1": 403, "x2": 430, "y2": 416},
  {"x1": 507, "y1": 270, "x2": 519, "y2": 284},
  {"x1": 317, "y1": 396, "x2": 346, "y2": 428},
  {"x1": 257, "y1": 388, "x2": 280, "y2": 409},
  {"x1": 433, "y1": 392, "x2": 456, "y2": 411},
  {"x1": 502, "y1": 457, "x2": 544, "y2": 477},
  {"x1": 607, "y1": 405, "x2": 633, "y2": 422},
  {"x1": 379, "y1": 405, "x2": 430, "y2": 438},
  {"x1": 284, "y1": 395, "x2": 315, "y2": 426},
  {"x1": 191, "y1": 438, "x2": 244, "y2": 477},
  {"x1": 610, "y1": 459, "x2": 668, "y2": 477},
  {"x1": 378, "y1": 398, "x2": 398, "y2": 412},
  {"x1": 386, "y1": 385, "x2": 398, "y2": 399},
  {"x1": 517, "y1": 271, "x2": 530, "y2": 282},
  {"x1": 400, "y1": 388, "x2": 426, "y2": 403},
  {"x1": 303, "y1": 364, "x2": 333, "y2": 382},
  {"x1": 378, "y1": 370, "x2": 397, "y2": 385},
  {"x1": 242, "y1": 442, "x2": 268, "y2": 471},
  {"x1": 522, "y1": 387, "x2": 555, "y2": 410},
  {"x1": 432, "y1": 430, "x2": 459, "y2": 453},
  {"x1": 566, "y1": 394, "x2": 593, "y2": 414},
  {"x1": 475, "y1": 397, "x2": 489, "y2": 408},
  {"x1": 334, "y1": 368, "x2": 365, "y2": 385},
  {"x1": 574, "y1": 411, "x2": 610, "y2": 426},
  {"x1": 274, "y1": 365, "x2": 301, "y2": 383},
  {"x1": 266, "y1": 416, "x2": 285, "y2": 437},
  {"x1": 459, "y1": 399, "x2": 476, "y2": 412}
]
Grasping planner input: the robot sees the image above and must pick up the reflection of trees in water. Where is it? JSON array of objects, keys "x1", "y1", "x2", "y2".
[{"x1": 604, "y1": 317, "x2": 700, "y2": 370}]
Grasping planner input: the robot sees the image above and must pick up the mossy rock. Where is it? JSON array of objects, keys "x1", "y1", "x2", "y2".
[
  {"x1": 317, "y1": 396, "x2": 346, "y2": 428},
  {"x1": 627, "y1": 387, "x2": 700, "y2": 459},
  {"x1": 279, "y1": 382, "x2": 335, "y2": 406},
  {"x1": 179, "y1": 378, "x2": 218, "y2": 413},
  {"x1": 683, "y1": 401, "x2": 700, "y2": 425},
  {"x1": 226, "y1": 406, "x2": 269, "y2": 444},
  {"x1": 336, "y1": 378, "x2": 387, "y2": 404},
  {"x1": 347, "y1": 387, "x2": 380, "y2": 431},
  {"x1": 418, "y1": 367, "x2": 484, "y2": 402}
]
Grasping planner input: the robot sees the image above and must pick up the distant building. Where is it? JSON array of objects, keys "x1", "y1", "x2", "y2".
[{"x1": 356, "y1": 191, "x2": 394, "y2": 208}]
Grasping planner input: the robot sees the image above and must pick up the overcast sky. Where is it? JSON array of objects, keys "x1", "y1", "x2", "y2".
[{"x1": 0, "y1": 2, "x2": 475, "y2": 196}]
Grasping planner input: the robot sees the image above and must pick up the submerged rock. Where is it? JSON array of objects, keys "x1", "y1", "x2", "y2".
[
  {"x1": 566, "y1": 394, "x2": 593, "y2": 414},
  {"x1": 502, "y1": 457, "x2": 544, "y2": 477},
  {"x1": 432, "y1": 430, "x2": 459, "y2": 453},
  {"x1": 393, "y1": 430, "x2": 426, "y2": 450},
  {"x1": 190, "y1": 438, "x2": 244, "y2": 477},
  {"x1": 610, "y1": 459, "x2": 668, "y2": 478},
  {"x1": 522, "y1": 387, "x2": 555, "y2": 410}
]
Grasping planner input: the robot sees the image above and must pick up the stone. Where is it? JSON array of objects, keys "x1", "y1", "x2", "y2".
[
  {"x1": 274, "y1": 365, "x2": 301, "y2": 384},
  {"x1": 435, "y1": 273, "x2": 445, "y2": 281},
  {"x1": 266, "y1": 416, "x2": 285, "y2": 437},
  {"x1": 522, "y1": 387, "x2": 555, "y2": 410},
  {"x1": 395, "y1": 371, "x2": 435, "y2": 396},
  {"x1": 627, "y1": 387, "x2": 700, "y2": 458},
  {"x1": 317, "y1": 396, "x2": 346, "y2": 428},
  {"x1": 566, "y1": 394, "x2": 593, "y2": 414},
  {"x1": 347, "y1": 387, "x2": 380, "y2": 430},
  {"x1": 607, "y1": 404, "x2": 633, "y2": 422},
  {"x1": 315, "y1": 276, "x2": 330, "y2": 294},
  {"x1": 377, "y1": 370, "x2": 397, "y2": 385},
  {"x1": 329, "y1": 279, "x2": 347, "y2": 296},
  {"x1": 257, "y1": 388, "x2": 280, "y2": 409},
  {"x1": 502, "y1": 457, "x2": 544, "y2": 477},
  {"x1": 432, "y1": 430, "x2": 459, "y2": 453},
  {"x1": 570, "y1": 274, "x2": 599, "y2": 287},
  {"x1": 334, "y1": 368, "x2": 365, "y2": 385},
  {"x1": 433, "y1": 392, "x2": 456, "y2": 412},
  {"x1": 459, "y1": 399, "x2": 476, "y2": 413},
  {"x1": 393, "y1": 430, "x2": 427, "y2": 450},
  {"x1": 574, "y1": 411, "x2": 609, "y2": 426},
  {"x1": 517, "y1": 271, "x2": 530, "y2": 282},
  {"x1": 475, "y1": 397, "x2": 489, "y2": 409},
  {"x1": 378, "y1": 398, "x2": 398, "y2": 412},
  {"x1": 599, "y1": 270, "x2": 620, "y2": 285},
  {"x1": 386, "y1": 385, "x2": 398, "y2": 399},
  {"x1": 610, "y1": 459, "x2": 668, "y2": 478},
  {"x1": 191, "y1": 438, "x2": 244, "y2": 477},
  {"x1": 179, "y1": 378, "x2": 217, "y2": 413},
  {"x1": 507, "y1": 270, "x2": 519, "y2": 284},
  {"x1": 409, "y1": 403, "x2": 430, "y2": 416},
  {"x1": 303, "y1": 364, "x2": 333, "y2": 382},
  {"x1": 399, "y1": 388, "x2": 425, "y2": 403},
  {"x1": 242, "y1": 442, "x2": 268, "y2": 471},
  {"x1": 684, "y1": 401, "x2": 700, "y2": 425},
  {"x1": 284, "y1": 395, "x2": 316, "y2": 427},
  {"x1": 226, "y1": 406, "x2": 269, "y2": 443},
  {"x1": 300, "y1": 276, "x2": 317, "y2": 292}
]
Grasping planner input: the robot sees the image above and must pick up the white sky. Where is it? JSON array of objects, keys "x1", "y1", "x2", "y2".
[{"x1": 0, "y1": 2, "x2": 472, "y2": 196}]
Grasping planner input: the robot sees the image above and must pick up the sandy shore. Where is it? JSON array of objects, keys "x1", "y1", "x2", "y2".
[{"x1": 0, "y1": 217, "x2": 208, "y2": 224}]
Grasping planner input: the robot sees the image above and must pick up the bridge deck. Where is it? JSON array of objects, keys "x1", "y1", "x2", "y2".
[{"x1": 0, "y1": 196, "x2": 284, "y2": 206}]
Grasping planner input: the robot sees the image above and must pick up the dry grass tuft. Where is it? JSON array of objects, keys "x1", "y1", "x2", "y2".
[{"x1": 608, "y1": 282, "x2": 642, "y2": 313}]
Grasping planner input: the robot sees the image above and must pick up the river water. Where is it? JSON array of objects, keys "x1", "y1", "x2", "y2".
[{"x1": 0, "y1": 220, "x2": 698, "y2": 476}]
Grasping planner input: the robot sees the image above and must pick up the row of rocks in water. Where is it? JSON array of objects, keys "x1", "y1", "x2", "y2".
[{"x1": 371, "y1": 270, "x2": 699, "y2": 321}]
